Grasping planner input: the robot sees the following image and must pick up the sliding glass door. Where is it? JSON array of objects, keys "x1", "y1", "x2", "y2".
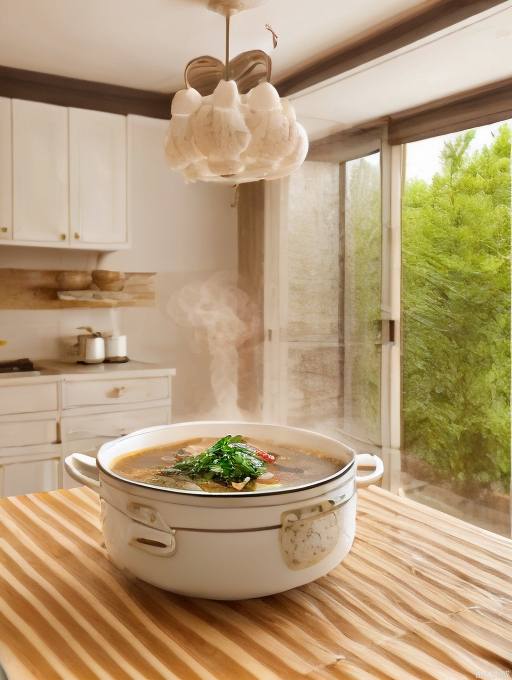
[
  {"x1": 261, "y1": 118, "x2": 510, "y2": 536},
  {"x1": 263, "y1": 146, "x2": 384, "y2": 454}
]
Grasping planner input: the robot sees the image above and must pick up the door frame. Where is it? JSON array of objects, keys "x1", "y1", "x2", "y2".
[{"x1": 262, "y1": 177, "x2": 289, "y2": 423}]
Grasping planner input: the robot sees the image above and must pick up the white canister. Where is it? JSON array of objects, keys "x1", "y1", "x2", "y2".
[
  {"x1": 84, "y1": 336, "x2": 105, "y2": 364},
  {"x1": 105, "y1": 335, "x2": 127, "y2": 361}
]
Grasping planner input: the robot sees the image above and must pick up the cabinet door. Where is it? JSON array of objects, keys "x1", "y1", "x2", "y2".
[
  {"x1": 0, "y1": 456, "x2": 60, "y2": 497},
  {"x1": 69, "y1": 108, "x2": 127, "y2": 246},
  {"x1": 12, "y1": 99, "x2": 69, "y2": 243},
  {"x1": 0, "y1": 97, "x2": 12, "y2": 241}
]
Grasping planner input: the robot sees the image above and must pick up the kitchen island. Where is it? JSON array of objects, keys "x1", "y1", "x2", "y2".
[{"x1": 0, "y1": 485, "x2": 511, "y2": 679}]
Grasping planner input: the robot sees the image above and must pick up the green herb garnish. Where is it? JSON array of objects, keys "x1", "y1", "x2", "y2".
[{"x1": 160, "y1": 435, "x2": 266, "y2": 487}]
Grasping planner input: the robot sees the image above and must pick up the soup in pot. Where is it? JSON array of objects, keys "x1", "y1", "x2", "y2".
[{"x1": 111, "y1": 434, "x2": 344, "y2": 493}]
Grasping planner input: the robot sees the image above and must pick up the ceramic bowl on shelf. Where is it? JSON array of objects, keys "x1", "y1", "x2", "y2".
[
  {"x1": 56, "y1": 271, "x2": 92, "y2": 291},
  {"x1": 64, "y1": 421, "x2": 384, "y2": 600},
  {"x1": 92, "y1": 270, "x2": 126, "y2": 292}
]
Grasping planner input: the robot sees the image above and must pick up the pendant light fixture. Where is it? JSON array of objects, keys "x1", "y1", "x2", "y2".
[{"x1": 165, "y1": 0, "x2": 308, "y2": 184}]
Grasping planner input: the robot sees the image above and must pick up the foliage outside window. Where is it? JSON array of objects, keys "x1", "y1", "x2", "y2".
[{"x1": 402, "y1": 123, "x2": 511, "y2": 532}]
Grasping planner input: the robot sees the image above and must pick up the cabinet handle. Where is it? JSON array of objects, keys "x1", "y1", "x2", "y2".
[
  {"x1": 60, "y1": 233, "x2": 66, "y2": 241},
  {"x1": 74, "y1": 232, "x2": 80, "y2": 240},
  {"x1": 0, "y1": 227, "x2": 7, "y2": 233},
  {"x1": 110, "y1": 386, "x2": 126, "y2": 398}
]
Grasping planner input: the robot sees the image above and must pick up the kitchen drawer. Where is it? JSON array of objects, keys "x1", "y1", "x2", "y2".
[
  {"x1": 63, "y1": 377, "x2": 169, "y2": 409},
  {"x1": 0, "y1": 416, "x2": 57, "y2": 448},
  {"x1": 1, "y1": 456, "x2": 61, "y2": 497},
  {"x1": 0, "y1": 381, "x2": 58, "y2": 416},
  {"x1": 61, "y1": 406, "x2": 170, "y2": 442}
]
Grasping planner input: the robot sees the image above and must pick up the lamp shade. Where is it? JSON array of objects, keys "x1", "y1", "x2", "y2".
[{"x1": 165, "y1": 80, "x2": 308, "y2": 183}]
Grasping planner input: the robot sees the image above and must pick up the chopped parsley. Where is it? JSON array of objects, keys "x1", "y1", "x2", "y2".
[{"x1": 160, "y1": 435, "x2": 267, "y2": 487}]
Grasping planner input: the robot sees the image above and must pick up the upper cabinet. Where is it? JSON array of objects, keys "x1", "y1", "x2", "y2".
[
  {"x1": 1, "y1": 99, "x2": 129, "y2": 251},
  {"x1": 13, "y1": 100, "x2": 69, "y2": 243},
  {"x1": 0, "y1": 98, "x2": 12, "y2": 241},
  {"x1": 69, "y1": 108, "x2": 127, "y2": 247}
]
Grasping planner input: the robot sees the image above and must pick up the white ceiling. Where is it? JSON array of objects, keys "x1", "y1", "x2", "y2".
[
  {"x1": 292, "y1": 2, "x2": 512, "y2": 139},
  {"x1": 1, "y1": 0, "x2": 510, "y2": 137},
  {"x1": 0, "y1": 0, "x2": 432, "y2": 92}
]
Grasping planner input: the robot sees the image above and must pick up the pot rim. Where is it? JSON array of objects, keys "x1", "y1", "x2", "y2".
[{"x1": 96, "y1": 421, "x2": 356, "y2": 499}]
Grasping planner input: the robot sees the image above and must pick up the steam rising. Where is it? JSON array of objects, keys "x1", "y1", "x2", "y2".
[{"x1": 168, "y1": 271, "x2": 258, "y2": 420}]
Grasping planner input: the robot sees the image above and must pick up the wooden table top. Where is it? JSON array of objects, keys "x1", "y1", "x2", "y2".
[{"x1": 0, "y1": 486, "x2": 511, "y2": 680}]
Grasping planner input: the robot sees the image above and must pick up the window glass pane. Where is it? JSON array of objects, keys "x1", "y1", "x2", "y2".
[
  {"x1": 284, "y1": 161, "x2": 343, "y2": 429},
  {"x1": 277, "y1": 154, "x2": 382, "y2": 447},
  {"x1": 402, "y1": 121, "x2": 511, "y2": 535},
  {"x1": 344, "y1": 153, "x2": 382, "y2": 444}
]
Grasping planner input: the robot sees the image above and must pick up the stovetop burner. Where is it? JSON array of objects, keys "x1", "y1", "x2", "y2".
[{"x1": 0, "y1": 358, "x2": 36, "y2": 374}]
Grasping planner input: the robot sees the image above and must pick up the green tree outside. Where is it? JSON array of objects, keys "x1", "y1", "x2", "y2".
[{"x1": 402, "y1": 124, "x2": 511, "y2": 492}]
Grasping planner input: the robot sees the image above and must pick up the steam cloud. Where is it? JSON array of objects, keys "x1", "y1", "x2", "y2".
[{"x1": 168, "y1": 271, "x2": 258, "y2": 420}]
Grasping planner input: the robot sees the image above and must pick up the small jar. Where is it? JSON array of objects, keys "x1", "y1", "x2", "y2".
[
  {"x1": 105, "y1": 335, "x2": 128, "y2": 362},
  {"x1": 84, "y1": 337, "x2": 105, "y2": 364}
]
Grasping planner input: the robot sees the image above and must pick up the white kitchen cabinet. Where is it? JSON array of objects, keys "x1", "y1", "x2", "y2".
[
  {"x1": 12, "y1": 99, "x2": 69, "y2": 243},
  {"x1": 0, "y1": 98, "x2": 129, "y2": 250},
  {"x1": 0, "y1": 97, "x2": 12, "y2": 241},
  {"x1": 61, "y1": 404, "x2": 170, "y2": 488},
  {"x1": 0, "y1": 375, "x2": 61, "y2": 498},
  {"x1": 61, "y1": 404, "x2": 170, "y2": 441},
  {"x1": 0, "y1": 447, "x2": 62, "y2": 497},
  {"x1": 0, "y1": 413, "x2": 57, "y2": 448},
  {"x1": 0, "y1": 363, "x2": 174, "y2": 496},
  {"x1": 0, "y1": 380, "x2": 58, "y2": 415},
  {"x1": 69, "y1": 108, "x2": 127, "y2": 247},
  {"x1": 62, "y1": 375, "x2": 169, "y2": 409}
]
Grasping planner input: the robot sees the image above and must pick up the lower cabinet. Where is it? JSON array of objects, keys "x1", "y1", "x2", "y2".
[
  {"x1": 61, "y1": 405, "x2": 170, "y2": 442},
  {"x1": 0, "y1": 369, "x2": 173, "y2": 497},
  {"x1": 0, "y1": 446, "x2": 62, "y2": 497},
  {"x1": 61, "y1": 404, "x2": 170, "y2": 488}
]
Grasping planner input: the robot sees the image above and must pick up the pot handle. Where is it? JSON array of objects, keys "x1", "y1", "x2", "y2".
[
  {"x1": 355, "y1": 453, "x2": 384, "y2": 487},
  {"x1": 64, "y1": 453, "x2": 100, "y2": 491},
  {"x1": 128, "y1": 522, "x2": 176, "y2": 557}
]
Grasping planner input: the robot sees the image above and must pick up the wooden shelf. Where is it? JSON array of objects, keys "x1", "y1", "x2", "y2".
[{"x1": 0, "y1": 269, "x2": 156, "y2": 309}]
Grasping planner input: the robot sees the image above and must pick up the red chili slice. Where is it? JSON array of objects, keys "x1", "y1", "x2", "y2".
[{"x1": 253, "y1": 448, "x2": 276, "y2": 464}]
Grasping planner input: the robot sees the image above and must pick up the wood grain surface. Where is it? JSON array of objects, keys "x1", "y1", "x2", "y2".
[
  {"x1": 0, "y1": 486, "x2": 511, "y2": 679},
  {"x1": 0, "y1": 270, "x2": 155, "y2": 310}
]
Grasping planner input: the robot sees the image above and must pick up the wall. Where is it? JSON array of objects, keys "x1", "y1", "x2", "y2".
[{"x1": 0, "y1": 115, "x2": 238, "y2": 420}]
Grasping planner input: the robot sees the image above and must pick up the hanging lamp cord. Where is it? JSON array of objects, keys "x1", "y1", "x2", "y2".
[
  {"x1": 265, "y1": 24, "x2": 278, "y2": 49},
  {"x1": 225, "y1": 14, "x2": 231, "y2": 80}
]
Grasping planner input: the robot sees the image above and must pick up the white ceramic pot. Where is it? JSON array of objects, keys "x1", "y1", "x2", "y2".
[{"x1": 64, "y1": 421, "x2": 383, "y2": 600}]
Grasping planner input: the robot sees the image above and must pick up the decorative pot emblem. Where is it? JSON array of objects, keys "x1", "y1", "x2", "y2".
[{"x1": 280, "y1": 495, "x2": 351, "y2": 570}]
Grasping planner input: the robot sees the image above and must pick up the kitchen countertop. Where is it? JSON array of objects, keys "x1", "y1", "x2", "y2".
[
  {"x1": 0, "y1": 360, "x2": 175, "y2": 384},
  {"x1": 0, "y1": 486, "x2": 511, "y2": 680},
  {"x1": 38, "y1": 359, "x2": 176, "y2": 379}
]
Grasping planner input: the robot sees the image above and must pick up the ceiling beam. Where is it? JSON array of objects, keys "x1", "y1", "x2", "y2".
[
  {"x1": 276, "y1": 0, "x2": 507, "y2": 97},
  {"x1": 0, "y1": 66, "x2": 171, "y2": 119}
]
